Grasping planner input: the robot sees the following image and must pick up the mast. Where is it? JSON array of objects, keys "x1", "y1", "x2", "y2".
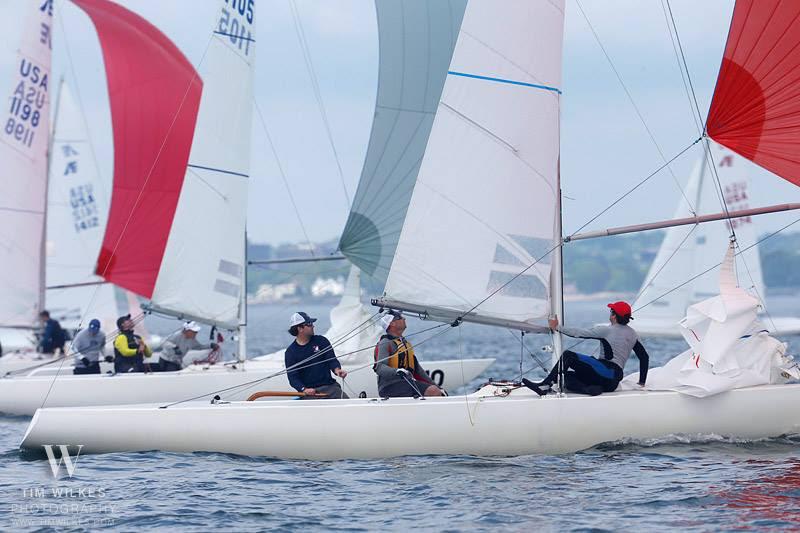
[
  {"x1": 238, "y1": 231, "x2": 247, "y2": 364},
  {"x1": 551, "y1": 170, "x2": 564, "y2": 368},
  {"x1": 40, "y1": 76, "x2": 66, "y2": 317}
]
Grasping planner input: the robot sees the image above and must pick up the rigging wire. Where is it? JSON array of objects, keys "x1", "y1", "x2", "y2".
[
  {"x1": 659, "y1": 0, "x2": 705, "y2": 139},
  {"x1": 253, "y1": 98, "x2": 317, "y2": 258},
  {"x1": 634, "y1": 214, "x2": 800, "y2": 313},
  {"x1": 288, "y1": 0, "x2": 351, "y2": 209},
  {"x1": 574, "y1": 0, "x2": 697, "y2": 215}
]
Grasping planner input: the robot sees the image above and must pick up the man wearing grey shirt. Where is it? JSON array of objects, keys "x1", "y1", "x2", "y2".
[
  {"x1": 159, "y1": 321, "x2": 218, "y2": 372},
  {"x1": 72, "y1": 319, "x2": 109, "y2": 375},
  {"x1": 523, "y1": 301, "x2": 649, "y2": 396}
]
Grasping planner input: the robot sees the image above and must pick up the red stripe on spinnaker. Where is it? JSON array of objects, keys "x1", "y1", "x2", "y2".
[
  {"x1": 706, "y1": 0, "x2": 800, "y2": 187},
  {"x1": 74, "y1": 0, "x2": 202, "y2": 298}
]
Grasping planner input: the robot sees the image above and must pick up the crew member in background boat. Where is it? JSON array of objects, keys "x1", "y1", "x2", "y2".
[
  {"x1": 72, "y1": 318, "x2": 110, "y2": 375},
  {"x1": 113, "y1": 314, "x2": 152, "y2": 373},
  {"x1": 38, "y1": 310, "x2": 66, "y2": 354},
  {"x1": 159, "y1": 321, "x2": 219, "y2": 372},
  {"x1": 374, "y1": 311, "x2": 445, "y2": 398},
  {"x1": 524, "y1": 301, "x2": 649, "y2": 396},
  {"x1": 285, "y1": 312, "x2": 348, "y2": 399}
]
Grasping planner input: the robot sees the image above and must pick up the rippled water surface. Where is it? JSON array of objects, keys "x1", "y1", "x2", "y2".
[{"x1": 2, "y1": 299, "x2": 799, "y2": 531}]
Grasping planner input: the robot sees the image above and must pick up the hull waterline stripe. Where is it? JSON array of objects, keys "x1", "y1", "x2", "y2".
[
  {"x1": 187, "y1": 164, "x2": 249, "y2": 178},
  {"x1": 447, "y1": 71, "x2": 562, "y2": 94}
]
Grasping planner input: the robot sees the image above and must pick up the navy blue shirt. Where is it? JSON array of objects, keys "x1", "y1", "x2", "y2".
[{"x1": 284, "y1": 335, "x2": 341, "y2": 392}]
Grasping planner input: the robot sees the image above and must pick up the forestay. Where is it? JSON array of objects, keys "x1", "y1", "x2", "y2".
[
  {"x1": 85, "y1": 0, "x2": 255, "y2": 328},
  {"x1": 382, "y1": 0, "x2": 565, "y2": 323},
  {"x1": 0, "y1": 1, "x2": 52, "y2": 328},
  {"x1": 634, "y1": 142, "x2": 764, "y2": 325},
  {"x1": 339, "y1": 0, "x2": 468, "y2": 286}
]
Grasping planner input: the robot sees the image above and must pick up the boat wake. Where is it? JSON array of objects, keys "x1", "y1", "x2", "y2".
[{"x1": 594, "y1": 432, "x2": 800, "y2": 451}]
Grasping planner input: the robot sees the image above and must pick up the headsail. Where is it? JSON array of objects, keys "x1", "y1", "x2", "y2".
[
  {"x1": 0, "y1": 0, "x2": 52, "y2": 328},
  {"x1": 44, "y1": 81, "x2": 137, "y2": 332},
  {"x1": 706, "y1": 0, "x2": 800, "y2": 187},
  {"x1": 380, "y1": 0, "x2": 566, "y2": 323},
  {"x1": 339, "y1": 0, "x2": 468, "y2": 285},
  {"x1": 83, "y1": 0, "x2": 255, "y2": 328}
]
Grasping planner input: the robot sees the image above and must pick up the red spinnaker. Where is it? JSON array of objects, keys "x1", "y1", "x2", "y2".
[
  {"x1": 706, "y1": 0, "x2": 800, "y2": 187},
  {"x1": 74, "y1": 0, "x2": 202, "y2": 298}
]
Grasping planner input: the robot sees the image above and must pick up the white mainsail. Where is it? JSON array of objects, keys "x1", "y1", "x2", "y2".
[
  {"x1": 147, "y1": 1, "x2": 255, "y2": 328},
  {"x1": 634, "y1": 142, "x2": 766, "y2": 333},
  {"x1": 381, "y1": 0, "x2": 565, "y2": 323},
  {"x1": 0, "y1": 1, "x2": 52, "y2": 328}
]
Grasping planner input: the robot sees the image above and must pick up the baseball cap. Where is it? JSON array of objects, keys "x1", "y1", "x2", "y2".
[
  {"x1": 116, "y1": 314, "x2": 131, "y2": 329},
  {"x1": 607, "y1": 301, "x2": 633, "y2": 318},
  {"x1": 183, "y1": 321, "x2": 202, "y2": 332},
  {"x1": 380, "y1": 310, "x2": 403, "y2": 331},
  {"x1": 88, "y1": 319, "x2": 101, "y2": 331},
  {"x1": 289, "y1": 311, "x2": 317, "y2": 328}
]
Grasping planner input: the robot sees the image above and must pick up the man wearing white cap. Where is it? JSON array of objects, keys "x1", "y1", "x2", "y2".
[
  {"x1": 374, "y1": 311, "x2": 444, "y2": 398},
  {"x1": 159, "y1": 321, "x2": 219, "y2": 372},
  {"x1": 285, "y1": 311, "x2": 348, "y2": 399}
]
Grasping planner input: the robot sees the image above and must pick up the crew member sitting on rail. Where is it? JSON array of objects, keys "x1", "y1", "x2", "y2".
[
  {"x1": 72, "y1": 318, "x2": 110, "y2": 375},
  {"x1": 113, "y1": 314, "x2": 153, "y2": 373},
  {"x1": 524, "y1": 301, "x2": 649, "y2": 396},
  {"x1": 374, "y1": 311, "x2": 444, "y2": 398},
  {"x1": 284, "y1": 312, "x2": 348, "y2": 399}
]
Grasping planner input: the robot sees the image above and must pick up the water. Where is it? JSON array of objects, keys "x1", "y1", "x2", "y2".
[{"x1": 2, "y1": 299, "x2": 800, "y2": 531}]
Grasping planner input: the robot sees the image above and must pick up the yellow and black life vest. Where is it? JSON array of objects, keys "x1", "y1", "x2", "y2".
[{"x1": 375, "y1": 335, "x2": 416, "y2": 371}]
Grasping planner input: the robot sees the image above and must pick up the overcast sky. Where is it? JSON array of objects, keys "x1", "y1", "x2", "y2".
[{"x1": 3, "y1": 0, "x2": 799, "y2": 247}]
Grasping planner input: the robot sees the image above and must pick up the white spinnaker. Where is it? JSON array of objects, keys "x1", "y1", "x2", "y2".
[
  {"x1": 0, "y1": 2, "x2": 51, "y2": 327},
  {"x1": 384, "y1": 0, "x2": 565, "y2": 323},
  {"x1": 149, "y1": 1, "x2": 255, "y2": 328},
  {"x1": 635, "y1": 142, "x2": 764, "y2": 323}
]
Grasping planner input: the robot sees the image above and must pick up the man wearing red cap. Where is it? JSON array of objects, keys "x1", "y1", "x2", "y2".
[{"x1": 523, "y1": 301, "x2": 649, "y2": 396}]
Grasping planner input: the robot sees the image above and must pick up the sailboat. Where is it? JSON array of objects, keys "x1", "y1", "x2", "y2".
[
  {"x1": 0, "y1": 1, "x2": 52, "y2": 356},
  {"x1": 0, "y1": 3, "x2": 143, "y2": 374},
  {"x1": 20, "y1": 0, "x2": 800, "y2": 459},
  {"x1": 634, "y1": 141, "x2": 800, "y2": 337},
  {"x1": 0, "y1": 0, "x2": 491, "y2": 415}
]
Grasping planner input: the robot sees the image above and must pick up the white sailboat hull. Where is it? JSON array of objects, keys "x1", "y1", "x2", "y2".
[
  {"x1": 634, "y1": 316, "x2": 800, "y2": 338},
  {"x1": 0, "y1": 358, "x2": 493, "y2": 416},
  {"x1": 20, "y1": 383, "x2": 800, "y2": 459}
]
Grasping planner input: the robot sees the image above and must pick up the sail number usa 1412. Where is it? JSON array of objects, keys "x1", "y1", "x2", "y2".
[{"x1": 218, "y1": 0, "x2": 255, "y2": 56}]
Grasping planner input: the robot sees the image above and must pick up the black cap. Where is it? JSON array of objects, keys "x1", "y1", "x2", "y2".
[{"x1": 116, "y1": 314, "x2": 131, "y2": 330}]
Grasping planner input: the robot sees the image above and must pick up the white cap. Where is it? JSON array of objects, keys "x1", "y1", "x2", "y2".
[
  {"x1": 380, "y1": 311, "x2": 403, "y2": 331},
  {"x1": 183, "y1": 321, "x2": 201, "y2": 332},
  {"x1": 289, "y1": 311, "x2": 316, "y2": 328}
]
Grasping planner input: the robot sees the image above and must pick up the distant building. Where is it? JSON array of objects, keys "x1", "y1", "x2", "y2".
[
  {"x1": 311, "y1": 277, "x2": 345, "y2": 297},
  {"x1": 249, "y1": 282, "x2": 298, "y2": 304}
]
